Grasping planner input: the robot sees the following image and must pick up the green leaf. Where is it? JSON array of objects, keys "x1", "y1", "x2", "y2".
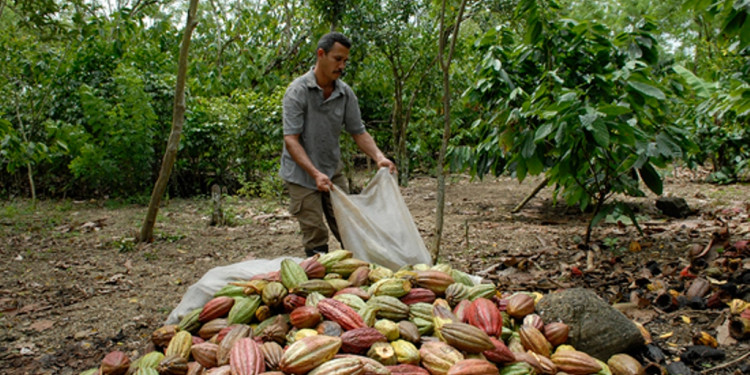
[
  {"x1": 627, "y1": 81, "x2": 665, "y2": 100},
  {"x1": 672, "y1": 65, "x2": 715, "y2": 98},
  {"x1": 534, "y1": 123, "x2": 554, "y2": 141},
  {"x1": 638, "y1": 162, "x2": 663, "y2": 195},
  {"x1": 590, "y1": 121, "x2": 610, "y2": 147},
  {"x1": 598, "y1": 104, "x2": 632, "y2": 116}
]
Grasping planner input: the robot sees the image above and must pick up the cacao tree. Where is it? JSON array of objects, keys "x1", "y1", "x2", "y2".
[{"x1": 458, "y1": 0, "x2": 692, "y2": 245}]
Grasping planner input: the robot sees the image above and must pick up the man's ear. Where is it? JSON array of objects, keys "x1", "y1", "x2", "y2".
[{"x1": 316, "y1": 48, "x2": 325, "y2": 58}]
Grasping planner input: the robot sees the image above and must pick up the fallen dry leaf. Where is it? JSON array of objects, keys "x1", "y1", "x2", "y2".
[{"x1": 30, "y1": 319, "x2": 55, "y2": 332}]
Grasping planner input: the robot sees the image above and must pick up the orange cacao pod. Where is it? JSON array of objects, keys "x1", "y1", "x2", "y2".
[
  {"x1": 152, "y1": 325, "x2": 179, "y2": 348},
  {"x1": 198, "y1": 318, "x2": 228, "y2": 340},
  {"x1": 518, "y1": 325, "x2": 552, "y2": 357},
  {"x1": 336, "y1": 354, "x2": 391, "y2": 375},
  {"x1": 438, "y1": 322, "x2": 495, "y2": 353},
  {"x1": 551, "y1": 350, "x2": 602, "y2": 375},
  {"x1": 467, "y1": 298, "x2": 503, "y2": 336},
  {"x1": 190, "y1": 342, "x2": 219, "y2": 369},
  {"x1": 279, "y1": 335, "x2": 342, "y2": 374},
  {"x1": 447, "y1": 359, "x2": 499, "y2": 375},
  {"x1": 415, "y1": 270, "x2": 455, "y2": 295},
  {"x1": 318, "y1": 298, "x2": 366, "y2": 331},
  {"x1": 299, "y1": 257, "x2": 326, "y2": 279},
  {"x1": 607, "y1": 353, "x2": 644, "y2": 375},
  {"x1": 290, "y1": 305, "x2": 323, "y2": 329},
  {"x1": 199, "y1": 296, "x2": 235, "y2": 323},
  {"x1": 543, "y1": 322, "x2": 569, "y2": 346},
  {"x1": 307, "y1": 357, "x2": 364, "y2": 375},
  {"x1": 506, "y1": 294, "x2": 535, "y2": 319},
  {"x1": 282, "y1": 294, "x2": 307, "y2": 313},
  {"x1": 260, "y1": 341, "x2": 283, "y2": 371},
  {"x1": 229, "y1": 337, "x2": 265, "y2": 375},
  {"x1": 348, "y1": 266, "x2": 371, "y2": 287},
  {"x1": 340, "y1": 326, "x2": 388, "y2": 354}
]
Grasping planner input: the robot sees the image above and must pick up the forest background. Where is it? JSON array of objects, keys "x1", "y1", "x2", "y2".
[{"x1": 0, "y1": 0, "x2": 748, "y2": 238}]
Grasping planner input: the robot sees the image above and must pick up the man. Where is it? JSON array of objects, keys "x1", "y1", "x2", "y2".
[{"x1": 280, "y1": 32, "x2": 396, "y2": 257}]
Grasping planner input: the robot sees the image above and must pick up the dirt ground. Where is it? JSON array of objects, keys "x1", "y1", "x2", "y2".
[{"x1": 1, "y1": 168, "x2": 748, "y2": 374}]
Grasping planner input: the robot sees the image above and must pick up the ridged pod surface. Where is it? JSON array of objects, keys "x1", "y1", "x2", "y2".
[
  {"x1": 518, "y1": 325, "x2": 552, "y2": 357},
  {"x1": 369, "y1": 295, "x2": 410, "y2": 321},
  {"x1": 335, "y1": 286, "x2": 371, "y2": 301},
  {"x1": 260, "y1": 341, "x2": 282, "y2": 371},
  {"x1": 505, "y1": 294, "x2": 535, "y2": 319},
  {"x1": 419, "y1": 341, "x2": 465, "y2": 375},
  {"x1": 279, "y1": 335, "x2": 342, "y2": 374},
  {"x1": 229, "y1": 337, "x2": 265, "y2": 375},
  {"x1": 387, "y1": 364, "x2": 431, "y2": 375},
  {"x1": 391, "y1": 339, "x2": 420, "y2": 365},
  {"x1": 415, "y1": 271, "x2": 455, "y2": 295},
  {"x1": 438, "y1": 322, "x2": 495, "y2": 353},
  {"x1": 165, "y1": 330, "x2": 192, "y2": 360},
  {"x1": 400, "y1": 288, "x2": 437, "y2": 305},
  {"x1": 550, "y1": 350, "x2": 602, "y2": 375},
  {"x1": 157, "y1": 354, "x2": 188, "y2": 375},
  {"x1": 289, "y1": 305, "x2": 322, "y2": 329},
  {"x1": 607, "y1": 354, "x2": 644, "y2": 375},
  {"x1": 280, "y1": 259, "x2": 309, "y2": 290},
  {"x1": 467, "y1": 298, "x2": 503, "y2": 336},
  {"x1": 190, "y1": 342, "x2": 218, "y2": 368},
  {"x1": 482, "y1": 337, "x2": 515, "y2": 364},
  {"x1": 307, "y1": 356, "x2": 365, "y2": 375},
  {"x1": 227, "y1": 296, "x2": 262, "y2": 325},
  {"x1": 318, "y1": 298, "x2": 367, "y2": 330},
  {"x1": 340, "y1": 327, "x2": 388, "y2": 354},
  {"x1": 447, "y1": 359, "x2": 499, "y2": 375},
  {"x1": 217, "y1": 324, "x2": 251, "y2": 366},
  {"x1": 334, "y1": 354, "x2": 391, "y2": 375},
  {"x1": 199, "y1": 296, "x2": 235, "y2": 323},
  {"x1": 101, "y1": 351, "x2": 130, "y2": 375}
]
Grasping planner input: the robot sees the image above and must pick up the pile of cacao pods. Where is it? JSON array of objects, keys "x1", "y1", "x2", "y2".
[{"x1": 83, "y1": 250, "x2": 650, "y2": 375}]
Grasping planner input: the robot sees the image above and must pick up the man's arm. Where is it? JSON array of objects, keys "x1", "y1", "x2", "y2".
[
  {"x1": 351, "y1": 132, "x2": 396, "y2": 173},
  {"x1": 284, "y1": 134, "x2": 333, "y2": 191}
]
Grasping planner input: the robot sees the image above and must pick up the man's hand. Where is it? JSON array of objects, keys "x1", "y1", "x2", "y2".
[
  {"x1": 377, "y1": 157, "x2": 397, "y2": 174},
  {"x1": 314, "y1": 172, "x2": 334, "y2": 192}
]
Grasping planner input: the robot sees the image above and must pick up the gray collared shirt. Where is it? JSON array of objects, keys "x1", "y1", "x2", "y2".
[{"x1": 279, "y1": 69, "x2": 366, "y2": 189}]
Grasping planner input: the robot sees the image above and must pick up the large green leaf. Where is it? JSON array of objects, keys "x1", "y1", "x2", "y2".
[
  {"x1": 638, "y1": 162, "x2": 663, "y2": 195},
  {"x1": 627, "y1": 81, "x2": 666, "y2": 100},
  {"x1": 672, "y1": 65, "x2": 715, "y2": 98}
]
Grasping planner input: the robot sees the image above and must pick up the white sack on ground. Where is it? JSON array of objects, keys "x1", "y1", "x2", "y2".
[
  {"x1": 331, "y1": 167, "x2": 432, "y2": 270},
  {"x1": 165, "y1": 257, "x2": 302, "y2": 324}
]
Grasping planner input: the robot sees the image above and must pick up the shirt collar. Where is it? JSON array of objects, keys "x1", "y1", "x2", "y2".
[{"x1": 304, "y1": 69, "x2": 342, "y2": 97}]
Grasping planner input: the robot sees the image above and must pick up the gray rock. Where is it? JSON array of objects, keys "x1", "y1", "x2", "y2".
[
  {"x1": 656, "y1": 197, "x2": 691, "y2": 218},
  {"x1": 536, "y1": 288, "x2": 644, "y2": 361}
]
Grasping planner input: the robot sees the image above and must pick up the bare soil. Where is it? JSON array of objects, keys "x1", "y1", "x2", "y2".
[{"x1": 1, "y1": 168, "x2": 748, "y2": 374}]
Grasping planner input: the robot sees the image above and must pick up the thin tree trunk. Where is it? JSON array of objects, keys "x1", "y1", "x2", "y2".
[
  {"x1": 432, "y1": 0, "x2": 468, "y2": 263},
  {"x1": 140, "y1": 0, "x2": 200, "y2": 242},
  {"x1": 511, "y1": 177, "x2": 548, "y2": 213}
]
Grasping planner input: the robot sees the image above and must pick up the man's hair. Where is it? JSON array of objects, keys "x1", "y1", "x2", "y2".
[{"x1": 317, "y1": 32, "x2": 352, "y2": 53}]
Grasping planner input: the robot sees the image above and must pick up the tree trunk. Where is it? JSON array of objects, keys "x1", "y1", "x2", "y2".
[
  {"x1": 431, "y1": 0, "x2": 468, "y2": 263},
  {"x1": 511, "y1": 177, "x2": 548, "y2": 213},
  {"x1": 140, "y1": 0, "x2": 200, "y2": 242}
]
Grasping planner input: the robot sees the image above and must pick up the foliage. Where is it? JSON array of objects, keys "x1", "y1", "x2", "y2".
[{"x1": 458, "y1": 0, "x2": 692, "y2": 243}]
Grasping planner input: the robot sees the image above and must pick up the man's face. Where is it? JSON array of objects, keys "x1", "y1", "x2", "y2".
[{"x1": 317, "y1": 42, "x2": 349, "y2": 82}]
